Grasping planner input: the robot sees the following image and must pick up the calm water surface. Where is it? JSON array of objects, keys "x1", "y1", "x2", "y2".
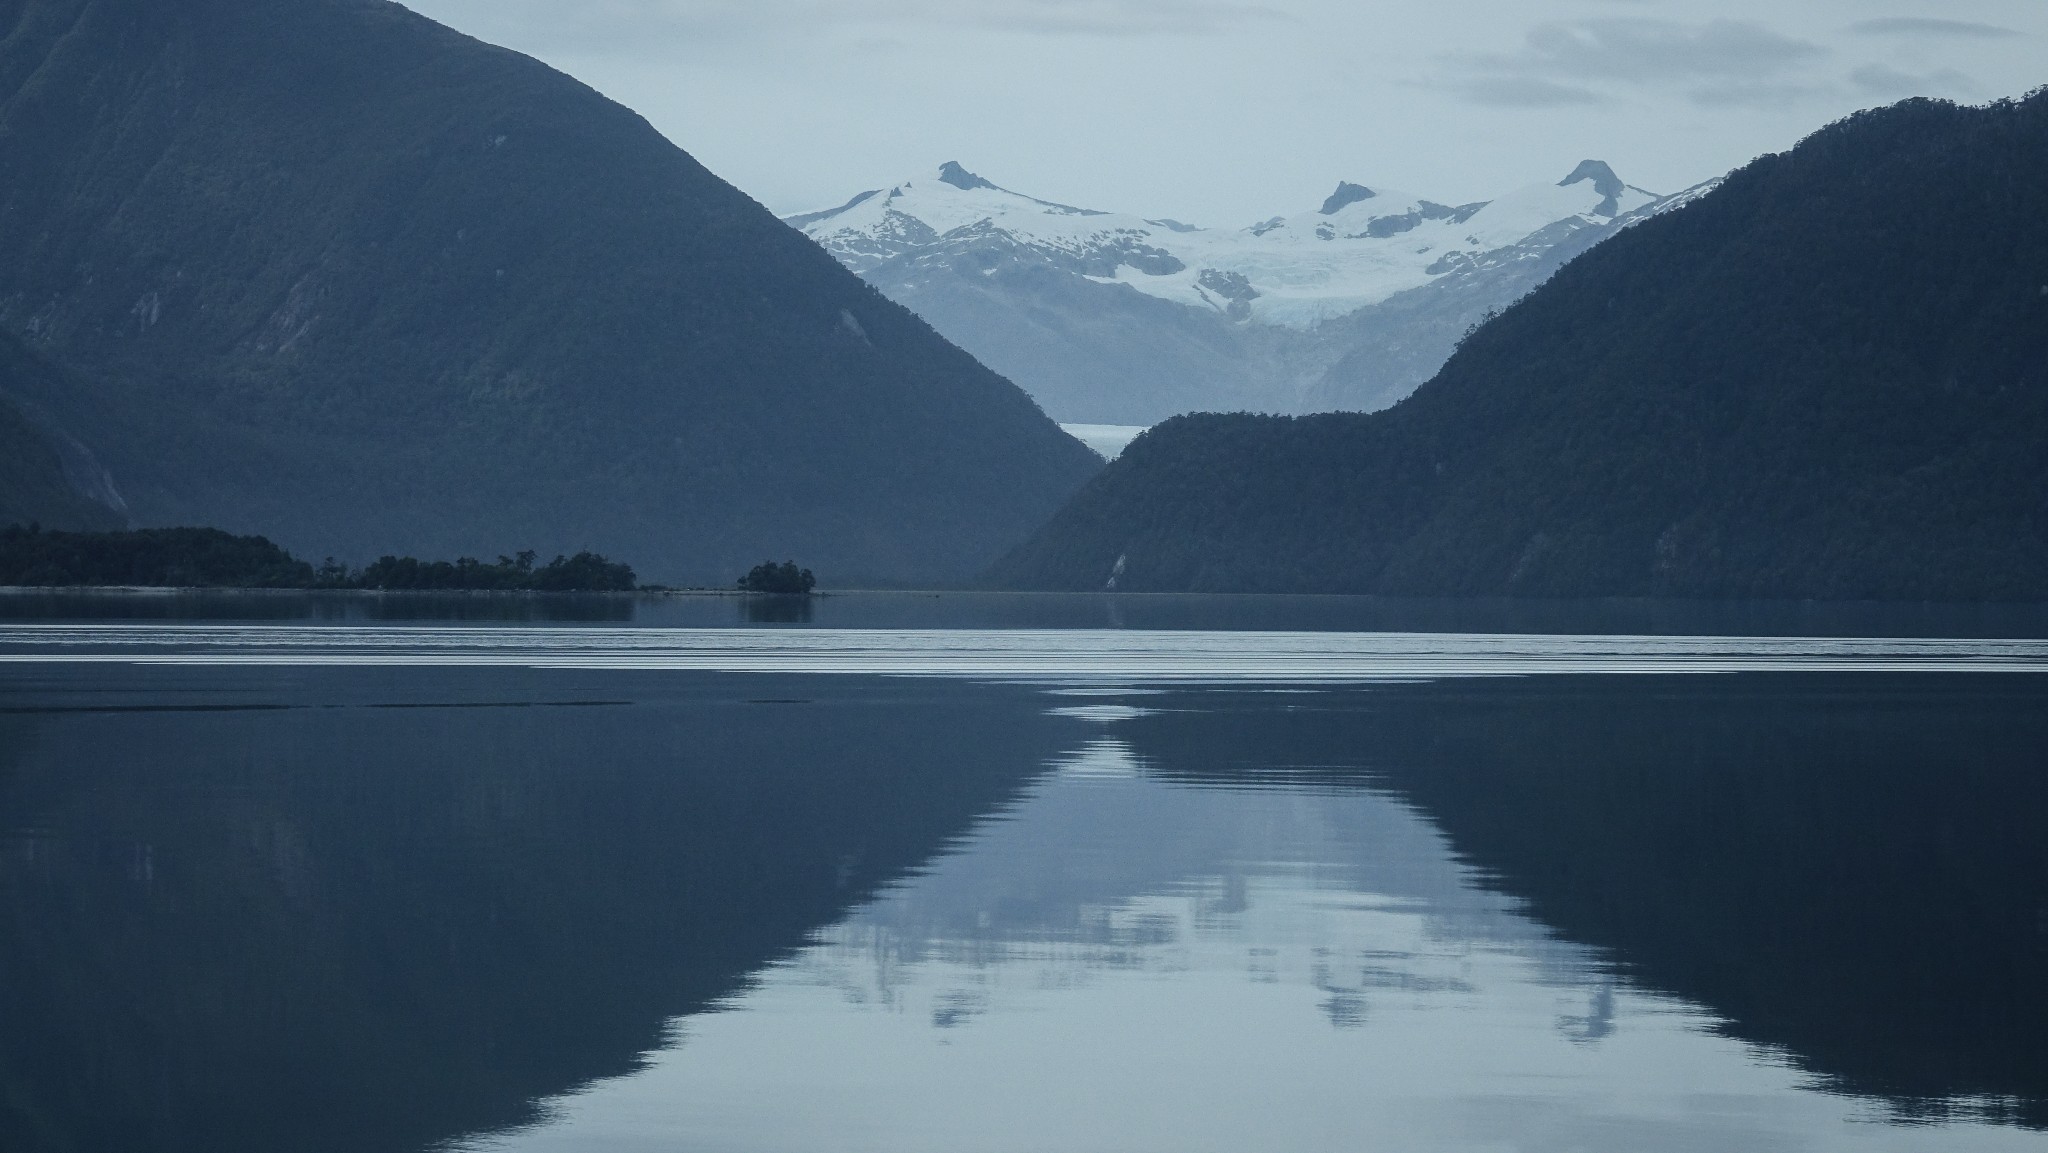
[{"x1": 1, "y1": 593, "x2": 2044, "y2": 1152}]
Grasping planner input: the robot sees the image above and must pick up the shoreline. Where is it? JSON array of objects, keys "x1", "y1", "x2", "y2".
[
  {"x1": 0, "y1": 585, "x2": 817, "y2": 598},
  {"x1": 3, "y1": 585, "x2": 2048, "y2": 609}
]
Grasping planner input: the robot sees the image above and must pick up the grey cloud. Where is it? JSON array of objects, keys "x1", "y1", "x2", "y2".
[
  {"x1": 1848, "y1": 63, "x2": 1978, "y2": 99},
  {"x1": 922, "y1": 0, "x2": 1291, "y2": 35},
  {"x1": 1849, "y1": 17, "x2": 2020, "y2": 40},
  {"x1": 1447, "y1": 76, "x2": 1608, "y2": 108},
  {"x1": 1498, "y1": 19, "x2": 1824, "y2": 84},
  {"x1": 1687, "y1": 81, "x2": 1830, "y2": 108},
  {"x1": 1683, "y1": 62, "x2": 1977, "y2": 112},
  {"x1": 1432, "y1": 18, "x2": 1827, "y2": 108}
]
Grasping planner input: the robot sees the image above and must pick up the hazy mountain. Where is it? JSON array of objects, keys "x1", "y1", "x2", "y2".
[
  {"x1": 0, "y1": 0, "x2": 1099, "y2": 585},
  {"x1": 986, "y1": 94, "x2": 2048, "y2": 602},
  {"x1": 791, "y1": 160, "x2": 1681, "y2": 423}
]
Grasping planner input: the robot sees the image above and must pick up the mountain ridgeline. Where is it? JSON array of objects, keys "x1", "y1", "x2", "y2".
[
  {"x1": 989, "y1": 93, "x2": 2048, "y2": 601},
  {"x1": 793, "y1": 160, "x2": 1674, "y2": 424},
  {"x1": 0, "y1": 0, "x2": 1099, "y2": 585}
]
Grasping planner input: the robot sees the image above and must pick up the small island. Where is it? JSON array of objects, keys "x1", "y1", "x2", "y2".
[{"x1": 737, "y1": 561, "x2": 816, "y2": 596}]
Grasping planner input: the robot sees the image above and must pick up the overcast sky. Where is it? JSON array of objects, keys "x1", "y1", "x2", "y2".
[{"x1": 400, "y1": 0, "x2": 2045, "y2": 225}]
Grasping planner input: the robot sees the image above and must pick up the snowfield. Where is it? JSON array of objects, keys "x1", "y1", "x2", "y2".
[{"x1": 793, "y1": 161, "x2": 1661, "y2": 330}]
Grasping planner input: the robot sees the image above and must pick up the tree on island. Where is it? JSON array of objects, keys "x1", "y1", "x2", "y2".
[{"x1": 738, "y1": 561, "x2": 816, "y2": 595}]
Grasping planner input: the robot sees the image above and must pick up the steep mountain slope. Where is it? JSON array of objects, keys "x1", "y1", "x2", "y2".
[
  {"x1": 0, "y1": 333, "x2": 126, "y2": 532},
  {"x1": 0, "y1": 402, "x2": 114, "y2": 533},
  {"x1": 792, "y1": 161, "x2": 1672, "y2": 423},
  {"x1": 987, "y1": 94, "x2": 2048, "y2": 602},
  {"x1": 0, "y1": 0, "x2": 1099, "y2": 584}
]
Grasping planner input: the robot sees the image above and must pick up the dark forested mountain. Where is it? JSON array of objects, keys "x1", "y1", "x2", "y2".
[
  {"x1": 989, "y1": 93, "x2": 2048, "y2": 601},
  {"x1": 0, "y1": 333, "x2": 125, "y2": 532},
  {"x1": 0, "y1": 0, "x2": 1098, "y2": 585}
]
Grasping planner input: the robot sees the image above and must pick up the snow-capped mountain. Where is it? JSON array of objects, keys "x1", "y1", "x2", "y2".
[{"x1": 790, "y1": 161, "x2": 1686, "y2": 424}]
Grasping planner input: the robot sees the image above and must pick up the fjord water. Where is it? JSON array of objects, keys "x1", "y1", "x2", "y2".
[{"x1": 2, "y1": 595, "x2": 2046, "y2": 1152}]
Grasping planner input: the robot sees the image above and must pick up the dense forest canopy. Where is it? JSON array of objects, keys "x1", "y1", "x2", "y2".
[
  {"x1": 737, "y1": 561, "x2": 816, "y2": 595},
  {"x1": 989, "y1": 92, "x2": 2048, "y2": 601}
]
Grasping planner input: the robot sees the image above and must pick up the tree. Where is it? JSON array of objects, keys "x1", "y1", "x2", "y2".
[{"x1": 737, "y1": 561, "x2": 816, "y2": 595}]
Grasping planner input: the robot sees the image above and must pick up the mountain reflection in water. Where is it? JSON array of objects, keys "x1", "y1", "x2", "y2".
[
  {"x1": 1125, "y1": 677, "x2": 2048, "y2": 1127},
  {"x1": 0, "y1": 668, "x2": 1069, "y2": 1153},
  {"x1": 471, "y1": 675, "x2": 2048, "y2": 1153},
  {"x1": 0, "y1": 646, "x2": 2044, "y2": 1152}
]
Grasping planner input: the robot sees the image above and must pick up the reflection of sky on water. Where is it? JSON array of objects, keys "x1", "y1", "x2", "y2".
[{"x1": 466, "y1": 732, "x2": 2044, "y2": 1153}]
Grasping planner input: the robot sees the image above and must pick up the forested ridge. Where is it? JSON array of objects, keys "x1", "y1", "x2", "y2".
[{"x1": 989, "y1": 92, "x2": 2048, "y2": 601}]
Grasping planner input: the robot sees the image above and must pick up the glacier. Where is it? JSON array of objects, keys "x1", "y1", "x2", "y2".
[{"x1": 790, "y1": 161, "x2": 1702, "y2": 425}]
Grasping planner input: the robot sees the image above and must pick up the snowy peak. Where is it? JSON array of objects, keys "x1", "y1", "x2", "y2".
[
  {"x1": 1319, "y1": 182, "x2": 1377, "y2": 215},
  {"x1": 791, "y1": 162, "x2": 1667, "y2": 329},
  {"x1": 937, "y1": 160, "x2": 998, "y2": 192},
  {"x1": 1283, "y1": 187, "x2": 1487, "y2": 243},
  {"x1": 1558, "y1": 159, "x2": 1624, "y2": 200},
  {"x1": 1555, "y1": 159, "x2": 1655, "y2": 216},
  {"x1": 782, "y1": 188, "x2": 883, "y2": 231}
]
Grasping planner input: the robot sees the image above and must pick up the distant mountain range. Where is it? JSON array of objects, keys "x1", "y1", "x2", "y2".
[
  {"x1": 988, "y1": 93, "x2": 2048, "y2": 601},
  {"x1": 793, "y1": 161, "x2": 1703, "y2": 423},
  {"x1": 0, "y1": 0, "x2": 1098, "y2": 585}
]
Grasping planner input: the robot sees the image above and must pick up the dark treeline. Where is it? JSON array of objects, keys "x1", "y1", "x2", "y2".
[
  {"x1": 737, "y1": 560, "x2": 816, "y2": 595},
  {"x1": 0, "y1": 525, "x2": 635, "y2": 591},
  {"x1": 353, "y1": 550, "x2": 635, "y2": 592}
]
